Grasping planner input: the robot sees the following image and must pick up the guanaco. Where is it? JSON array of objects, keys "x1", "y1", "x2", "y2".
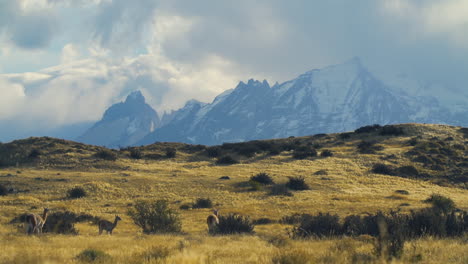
[
  {"x1": 207, "y1": 209, "x2": 219, "y2": 234},
  {"x1": 98, "y1": 215, "x2": 121, "y2": 235},
  {"x1": 26, "y1": 208, "x2": 49, "y2": 235}
]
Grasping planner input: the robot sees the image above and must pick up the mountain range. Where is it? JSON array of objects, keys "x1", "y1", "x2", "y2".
[{"x1": 78, "y1": 58, "x2": 468, "y2": 147}]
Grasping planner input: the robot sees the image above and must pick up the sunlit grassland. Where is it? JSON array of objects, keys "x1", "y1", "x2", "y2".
[{"x1": 0, "y1": 124, "x2": 467, "y2": 263}]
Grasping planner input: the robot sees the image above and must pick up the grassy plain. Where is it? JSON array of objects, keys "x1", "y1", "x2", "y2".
[{"x1": 0, "y1": 124, "x2": 467, "y2": 263}]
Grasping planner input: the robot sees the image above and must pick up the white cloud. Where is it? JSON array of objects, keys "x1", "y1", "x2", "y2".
[
  {"x1": 60, "y1": 43, "x2": 80, "y2": 64},
  {"x1": 0, "y1": 77, "x2": 25, "y2": 119}
]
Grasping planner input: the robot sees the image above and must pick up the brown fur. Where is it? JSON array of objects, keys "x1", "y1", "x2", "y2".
[
  {"x1": 26, "y1": 208, "x2": 49, "y2": 235},
  {"x1": 207, "y1": 209, "x2": 219, "y2": 233},
  {"x1": 98, "y1": 215, "x2": 121, "y2": 235}
]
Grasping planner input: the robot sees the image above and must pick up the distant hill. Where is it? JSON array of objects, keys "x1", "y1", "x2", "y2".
[{"x1": 1, "y1": 124, "x2": 466, "y2": 187}]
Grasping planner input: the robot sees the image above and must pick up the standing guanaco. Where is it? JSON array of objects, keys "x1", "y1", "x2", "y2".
[
  {"x1": 98, "y1": 215, "x2": 121, "y2": 235},
  {"x1": 26, "y1": 208, "x2": 49, "y2": 235},
  {"x1": 207, "y1": 209, "x2": 219, "y2": 234}
]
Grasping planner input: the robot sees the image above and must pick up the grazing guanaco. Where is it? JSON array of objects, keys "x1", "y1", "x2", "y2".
[
  {"x1": 26, "y1": 208, "x2": 49, "y2": 235},
  {"x1": 98, "y1": 215, "x2": 121, "y2": 235},
  {"x1": 207, "y1": 209, "x2": 219, "y2": 234}
]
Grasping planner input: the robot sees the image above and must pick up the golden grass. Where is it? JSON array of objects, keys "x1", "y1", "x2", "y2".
[{"x1": 0, "y1": 124, "x2": 467, "y2": 263}]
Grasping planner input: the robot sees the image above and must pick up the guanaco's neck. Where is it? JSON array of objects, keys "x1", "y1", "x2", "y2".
[
  {"x1": 113, "y1": 218, "x2": 119, "y2": 227},
  {"x1": 42, "y1": 211, "x2": 49, "y2": 222}
]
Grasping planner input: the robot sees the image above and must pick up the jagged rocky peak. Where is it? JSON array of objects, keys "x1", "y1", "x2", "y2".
[{"x1": 125, "y1": 90, "x2": 145, "y2": 104}]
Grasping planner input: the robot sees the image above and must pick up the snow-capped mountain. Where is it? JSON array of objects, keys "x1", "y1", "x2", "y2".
[
  {"x1": 138, "y1": 58, "x2": 467, "y2": 145},
  {"x1": 78, "y1": 91, "x2": 160, "y2": 148}
]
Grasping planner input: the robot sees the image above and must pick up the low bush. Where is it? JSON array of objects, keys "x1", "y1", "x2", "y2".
[
  {"x1": 424, "y1": 194, "x2": 455, "y2": 213},
  {"x1": 28, "y1": 149, "x2": 41, "y2": 159},
  {"x1": 269, "y1": 184, "x2": 293, "y2": 196},
  {"x1": 216, "y1": 213, "x2": 254, "y2": 235},
  {"x1": 76, "y1": 249, "x2": 110, "y2": 263},
  {"x1": 320, "y1": 149, "x2": 333, "y2": 157},
  {"x1": 358, "y1": 140, "x2": 383, "y2": 154},
  {"x1": 165, "y1": 147, "x2": 176, "y2": 158},
  {"x1": 179, "y1": 203, "x2": 191, "y2": 210},
  {"x1": 339, "y1": 132, "x2": 353, "y2": 139},
  {"x1": 94, "y1": 149, "x2": 117, "y2": 161},
  {"x1": 396, "y1": 165, "x2": 419, "y2": 177},
  {"x1": 291, "y1": 213, "x2": 341, "y2": 238},
  {"x1": 215, "y1": 155, "x2": 239, "y2": 165},
  {"x1": 193, "y1": 198, "x2": 213, "y2": 209},
  {"x1": 372, "y1": 163, "x2": 394, "y2": 175},
  {"x1": 286, "y1": 176, "x2": 310, "y2": 191},
  {"x1": 0, "y1": 184, "x2": 8, "y2": 196},
  {"x1": 281, "y1": 213, "x2": 312, "y2": 225},
  {"x1": 292, "y1": 147, "x2": 317, "y2": 159},
  {"x1": 253, "y1": 218, "x2": 274, "y2": 225},
  {"x1": 206, "y1": 147, "x2": 222, "y2": 157},
  {"x1": 128, "y1": 200, "x2": 182, "y2": 234},
  {"x1": 67, "y1": 187, "x2": 87, "y2": 199},
  {"x1": 395, "y1": 190, "x2": 409, "y2": 195},
  {"x1": 129, "y1": 148, "x2": 142, "y2": 159},
  {"x1": 250, "y1": 172, "x2": 274, "y2": 185}
]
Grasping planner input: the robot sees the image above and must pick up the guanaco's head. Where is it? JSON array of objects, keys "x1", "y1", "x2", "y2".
[
  {"x1": 213, "y1": 209, "x2": 219, "y2": 217},
  {"x1": 43, "y1": 208, "x2": 50, "y2": 214},
  {"x1": 115, "y1": 215, "x2": 122, "y2": 221}
]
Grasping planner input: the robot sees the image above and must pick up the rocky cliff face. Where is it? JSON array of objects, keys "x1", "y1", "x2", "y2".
[{"x1": 78, "y1": 91, "x2": 160, "y2": 148}]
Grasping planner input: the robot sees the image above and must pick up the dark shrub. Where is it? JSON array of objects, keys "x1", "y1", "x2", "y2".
[
  {"x1": 395, "y1": 190, "x2": 409, "y2": 195},
  {"x1": 219, "y1": 176, "x2": 230, "y2": 180},
  {"x1": 355, "y1": 124, "x2": 381, "y2": 134},
  {"x1": 206, "y1": 147, "x2": 222, "y2": 157},
  {"x1": 286, "y1": 176, "x2": 310, "y2": 191},
  {"x1": 320, "y1": 149, "x2": 333, "y2": 157},
  {"x1": 268, "y1": 145, "x2": 282, "y2": 155},
  {"x1": 339, "y1": 132, "x2": 352, "y2": 139},
  {"x1": 396, "y1": 166, "x2": 419, "y2": 177},
  {"x1": 358, "y1": 140, "x2": 383, "y2": 154},
  {"x1": 236, "y1": 145, "x2": 260, "y2": 157},
  {"x1": 269, "y1": 184, "x2": 293, "y2": 196},
  {"x1": 372, "y1": 163, "x2": 394, "y2": 175},
  {"x1": 291, "y1": 213, "x2": 341, "y2": 238},
  {"x1": 292, "y1": 147, "x2": 317, "y2": 159},
  {"x1": 253, "y1": 218, "x2": 274, "y2": 225},
  {"x1": 128, "y1": 200, "x2": 182, "y2": 234},
  {"x1": 380, "y1": 125, "x2": 404, "y2": 136},
  {"x1": 342, "y1": 215, "x2": 364, "y2": 236},
  {"x1": 281, "y1": 213, "x2": 312, "y2": 225},
  {"x1": 407, "y1": 137, "x2": 418, "y2": 146},
  {"x1": 0, "y1": 184, "x2": 8, "y2": 196},
  {"x1": 424, "y1": 194, "x2": 455, "y2": 213},
  {"x1": 313, "y1": 170, "x2": 328, "y2": 175},
  {"x1": 94, "y1": 149, "x2": 117, "y2": 161},
  {"x1": 193, "y1": 198, "x2": 213, "y2": 209},
  {"x1": 144, "y1": 153, "x2": 164, "y2": 160},
  {"x1": 67, "y1": 187, "x2": 87, "y2": 199},
  {"x1": 76, "y1": 249, "x2": 110, "y2": 263},
  {"x1": 129, "y1": 148, "x2": 142, "y2": 159},
  {"x1": 179, "y1": 203, "x2": 191, "y2": 210},
  {"x1": 216, "y1": 214, "x2": 254, "y2": 234},
  {"x1": 28, "y1": 149, "x2": 41, "y2": 159},
  {"x1": 165, "y1": 148, "x2": 176, "y2": 158},
  {"x1": 250, "y1": 172, "x2": 274, "y2": 185},
  {"x1": 216, "y1": 155, "x2": 239, "y2": 165},
  {"x1": 43, "y1": 211, "x2": 99, "y2": 234}
]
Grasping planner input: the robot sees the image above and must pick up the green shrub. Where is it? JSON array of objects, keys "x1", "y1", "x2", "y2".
[
  {"x1": 216, "y1": 155, "x2": 239, "y2": 165},
  {"x1": 76, "y1": 249, "x2": 110, "y2": 263},
  {"x1": 424, "y1": 194, "x2": 455, "y2": 213},
  {"x1": 216, "y1": 213, "x2": 254, "y2": 235},
  {"x1": 396, "y1": 166, "x2": 419, "y2": 177},
  {"x1": 358, "y1": 140, "x2": 383, "y2": 154},
  {"x1": 250, "y1": 172, "x2": 274, "y2": 185},
  {"x1": 28, "y1": 149, "x2": 41, "y2": 159},
  {"x1": 67, "y1": 187, "x2": 87, "y2": 199},
  {"x1": 94, "y1": 149, "x2": 117, "y2": 161},
  {"x1": 253, "y1": 218, "x2": 274, "y2": 225},
  {"x1": 291, "y1": 212, "x2": 341, "y2": 238},
  {"x1": 286, "y1": 176, "x2": 310, "y2": 191},
  {"x1": 193, "y1": 198, "x2": 213, "y2": 209},
  {"x1": 206, "y1": 147, "x2": 222, "y2": 157},
  {"x1": 128, "y1": 200, "x2": 182, "y2": 234}
]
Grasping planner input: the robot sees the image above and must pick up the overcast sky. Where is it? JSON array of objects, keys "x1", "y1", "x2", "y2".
[{"x1": 1, "y1": 0, "x2": 467, "y2": 140}]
